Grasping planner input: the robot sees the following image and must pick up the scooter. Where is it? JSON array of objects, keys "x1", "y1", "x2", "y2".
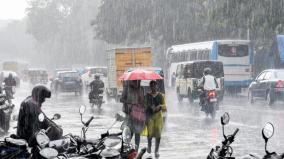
[
  {"x1": 200, "y1": 89, "x2": 218, "y2": 119},
  {"x1": 248, "y1": 123, "x2": 284, "y2": 159},
  {"x1": 207, "y1": 112, "x2": 239, "y2": 159}
]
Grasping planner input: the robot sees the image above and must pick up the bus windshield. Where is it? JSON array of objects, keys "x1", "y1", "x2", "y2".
[{"x1": 218, "y1": 44, "x2": 249, "y2": 57}]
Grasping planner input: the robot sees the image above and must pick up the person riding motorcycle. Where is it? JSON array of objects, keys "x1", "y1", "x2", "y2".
[
  {"x1": 17, "y1": 85, "x2": 62, "y2": 147},
  {"x1": 198, "y1": 68, "x2": 219, "y2": 106},
  {"x1": 3, "y1": 73, "x2": 16, "y2": 103},
  {"x1": 89, "y1": 74, "x2": 104, "y2": 100}
]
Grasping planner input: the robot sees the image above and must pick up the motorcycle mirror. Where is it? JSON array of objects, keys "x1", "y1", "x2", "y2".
[
  {"x1": 52, "y1": 113, "x2": 61, "y2": 120},
  {"x1": 221, "y1": 112, "x2": 230, "y2": 125},
  {"x1": 262, "y1": 122, "x2": 274, "y2": 140},
  {"x1": 79, "y1": 105, "x2": 86, "y2": 115},
  {"x1": 38, "y1": 113, "x2": 45, "y2": 122},
  {"x1": 39, "y1": 147, "x2": 58, "y2": 159}
]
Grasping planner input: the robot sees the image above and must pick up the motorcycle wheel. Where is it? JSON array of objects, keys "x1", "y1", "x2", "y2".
[{"x1": 208, "y1": 102, "x2": 216, "y2": 119}]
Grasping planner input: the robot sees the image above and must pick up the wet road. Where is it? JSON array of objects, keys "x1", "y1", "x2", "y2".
[{"x1": 2, "y1": 82, "x2": 284, "y2": 159}]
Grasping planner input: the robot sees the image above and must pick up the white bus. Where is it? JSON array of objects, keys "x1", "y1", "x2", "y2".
[{"x1": 166, "y1": 40, "x2": 253, "y2": 92}]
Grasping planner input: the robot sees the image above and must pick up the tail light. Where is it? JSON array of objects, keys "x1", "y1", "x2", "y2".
[
  {"x1": 208, "y1": 91, "x2": 216, "y2": 98},
  {"x1": 127, "y1": 150, "x2": 137, "y2": 159},
  {"x1": 276, "y1": 80, "x2": 283, "y2": 88}
]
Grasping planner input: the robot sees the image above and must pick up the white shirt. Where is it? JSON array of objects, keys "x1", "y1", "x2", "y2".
[{"x1": 201, "y1": 75, "x2": 218, "y2": 90}]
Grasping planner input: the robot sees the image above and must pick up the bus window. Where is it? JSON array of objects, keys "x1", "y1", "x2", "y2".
[
  {"x1": 218, "y1": 44, "x2": 249, "y2": 57},
  {"x1": 205, "y1": 51, "x2": 210, "y2": 59}
]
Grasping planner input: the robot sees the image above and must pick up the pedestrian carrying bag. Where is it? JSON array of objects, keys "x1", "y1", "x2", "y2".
[{"x1": 130, "y1": 104, "x2": 146, "y2": 122}]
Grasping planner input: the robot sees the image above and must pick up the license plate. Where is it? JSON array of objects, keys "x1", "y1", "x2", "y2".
[{"x1": 210, "y1": 98, "x2": 217, "y2": 102}]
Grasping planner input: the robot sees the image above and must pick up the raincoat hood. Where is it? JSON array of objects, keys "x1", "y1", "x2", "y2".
[{"x1": 32, "y1": 85, "x2": 51, "y2": 106}]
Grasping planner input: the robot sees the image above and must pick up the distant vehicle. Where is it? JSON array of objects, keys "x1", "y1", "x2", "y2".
[
  {"x1": 1, "y1": 61, "x2": 29, "y2": 78},
  {"x1": 52, "y1": 71, "x2": 83, "y2": 96},
  {"x1": 175, "y1": 60, "x2": 224, "y2": 103},
  {"x1": 81, "y1": 66, "x2": 107, "y2": 91},
  {"x1": 106, "y1": 47, "x2": 152, "y2": 102},
  {"x1": 0, "y1": 71, "x2": 20, "y2": 87},
  {"x1": 248, "y1": 69, "x2": 284, "y2": 105},
  {"x1": 27, "y1": 69, "x2": 48, "y2": 85},
  {"x1": 166, "y1": 40, "x2": 253, "y2": 93}
]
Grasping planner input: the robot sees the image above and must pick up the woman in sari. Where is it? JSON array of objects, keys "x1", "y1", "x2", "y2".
[{"x1": 120, "y1": 80, "x2": 145, "y2": 150}]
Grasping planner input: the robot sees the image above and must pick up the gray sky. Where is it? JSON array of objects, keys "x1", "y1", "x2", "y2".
[{"x1": 0, "y1": 0, "x2": 27, "y2": 20}]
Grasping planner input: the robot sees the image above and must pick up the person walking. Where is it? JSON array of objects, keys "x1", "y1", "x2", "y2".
[
  {"x1": 145, "y1": 80, "x2": 167, "y2": 158},
  {"x1": 120, "y1": 80, "x2": 145, "y2": 151}
]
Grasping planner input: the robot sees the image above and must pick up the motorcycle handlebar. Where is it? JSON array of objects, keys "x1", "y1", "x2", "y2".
[
  {"x1": 232, "y1": 128, "x2": 239, "y2": 137},
  {"x1": 109, "y1": 132, "x2": 122, "y2": 136},
  {"x1": 85, "y1": 116, "x2": 94, "y2": 127}
]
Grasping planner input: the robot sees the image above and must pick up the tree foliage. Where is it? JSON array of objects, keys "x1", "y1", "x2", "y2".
[{"x1": 95, "y1": 0, "x2": 284, "y2": 49}]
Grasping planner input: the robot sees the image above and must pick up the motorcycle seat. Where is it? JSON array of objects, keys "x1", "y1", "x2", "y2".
[{"x1": 5, "y1": 137, "x2": 28, "y2": 149}]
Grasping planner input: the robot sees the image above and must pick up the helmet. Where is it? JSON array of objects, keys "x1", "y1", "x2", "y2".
[
  {"x1": 94, "y1": 74, "x2": 100, "y2": 79},
  {"x1": 32, "y1": 85, "x2": 51, "y2": 105},
  {"x1": 203, "y1": 67, "x2": 212, "y2": 75}
]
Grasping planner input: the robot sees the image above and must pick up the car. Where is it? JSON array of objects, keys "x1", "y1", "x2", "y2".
[
  {"x1": 175, "y1": 60, "x2": 225, "y2": 103},
  {"x1": 248, "y1": 69, "x2": 284, "y2": 105},
  {"x1": 0, "y1": 71, "x2": 20, "y2": 87},
  {"x1": 52, "y1": 71, "x2": 83, "y2": 96}
]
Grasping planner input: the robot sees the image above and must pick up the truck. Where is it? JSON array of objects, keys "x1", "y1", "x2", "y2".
[{"x1": 106, "y1": 47, "x2": 152, "y2": 102}]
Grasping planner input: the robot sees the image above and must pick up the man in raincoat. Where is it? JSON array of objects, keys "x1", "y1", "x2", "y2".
[
  {"x1": 145, "y1": 80, "x2": 167, "y2": 158},
  {"x1": 17, "y1": 85, "x2": 62, "y2": 147}
]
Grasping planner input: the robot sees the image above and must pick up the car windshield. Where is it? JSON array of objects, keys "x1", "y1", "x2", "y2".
[
  {"x1": 186, "y1": 62, "x2": 224, "y2": 78},
  {"x1": 276, "y1": 71, "x2": 284, "y2": 79},
  {"x1": 60, "y1": 72, "x2": 79, "y2": 78}
]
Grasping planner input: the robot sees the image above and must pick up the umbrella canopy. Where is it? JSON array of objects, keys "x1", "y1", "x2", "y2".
[{"x1": 120, "y1": 69, "x2": 163, "y2": 81}]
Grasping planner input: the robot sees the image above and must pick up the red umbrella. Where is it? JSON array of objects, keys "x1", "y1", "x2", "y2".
[{"x1": 121, "y1": 69, "x2": 163, "y2": 81}]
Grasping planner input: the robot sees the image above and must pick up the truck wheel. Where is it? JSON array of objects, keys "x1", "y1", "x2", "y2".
[
  {"x1": 188, "y1": 89, "x2": 194, "y2": 104},
  {"x1": 106, "y1": 93, "x2": 110, "y2": 102},
  {"x1": 115, "y1": 95, "x2": 121, "y2": 103},
  {"x1": 177, "y1": 88, "x2": 183, "y2": 102}
]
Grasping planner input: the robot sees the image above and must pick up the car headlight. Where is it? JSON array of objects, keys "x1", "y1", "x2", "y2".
[{"x1": 122, "y1": 126, "x2": 132, "y2": 144}]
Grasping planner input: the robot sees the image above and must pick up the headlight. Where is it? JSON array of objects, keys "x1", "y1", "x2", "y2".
[
  {"x1": 36, "y1": 130, "x2": 50, "y2": 148},
  {"x1": 39, "y1": 147, "x2": 58, "y2": 159},
  {"x1": 122, "y1": 126, "x2": 132, "y2": 144}
]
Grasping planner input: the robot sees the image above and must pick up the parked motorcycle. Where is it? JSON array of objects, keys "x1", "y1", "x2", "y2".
[
  {"x1": 207, "y1": 112, "x2": 239, "y2": 159},
  {"x1": 0, "y1": 113, "x2": 61, "y2": 159},
  {"x1": 0, "y1": 136, "x2": 31, "y2": 159},
  {"x1": 200, "y1": 89, "x2": 218, "y2": 118},
  {"x1": 248, "y1": 123, "x2": 284, "y2": 159},
  {"x1": 0, "y1": 93, "x2": 14, "y2": 135}
]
